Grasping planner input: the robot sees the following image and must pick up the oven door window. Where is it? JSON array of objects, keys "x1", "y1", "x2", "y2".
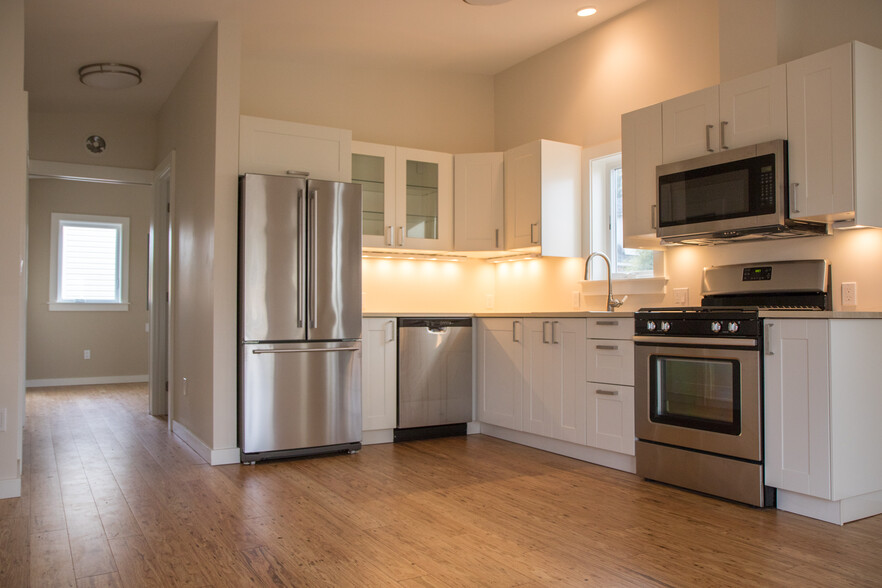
[{"x1": 649, "y1": 355, "x2": 741, "y2": 435}]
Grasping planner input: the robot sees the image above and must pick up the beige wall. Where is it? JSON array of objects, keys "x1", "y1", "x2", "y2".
[
  {"x1": 718, "y1": 0, "x2": 778, "y2": 81},
  {"x1": 0, "y1": 0, "x2": 27, "y2": 495},
  {"x1": 493, "y1": 0, "x2": 720, "y2": 151},
  {"x1": 776, "y1": 0, "x2": 882, "y2": 64},
  {"x1": 156, "y1": 21, "x2": 240, "y2": 456},
  {"x1": 26, "y1": 179, "x2": 151, "y2": 381},
  {"x1": 240, "y1": 59, "x2": 495, "y2": 154},
  {"x1": 29, "y1": 112, "x2": 157, "y2": 170}
]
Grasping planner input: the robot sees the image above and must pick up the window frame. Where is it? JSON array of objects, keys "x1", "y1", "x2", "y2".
[
  {"x1": 49, "y1": 212, "x2": 130, "y2": 311},
  {"x1": 583, "y1": 142, "x2": 666, "y2": 296}
]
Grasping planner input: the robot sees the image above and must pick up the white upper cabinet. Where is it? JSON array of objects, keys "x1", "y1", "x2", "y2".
[
  {"x1": 352, "y1": 143, "x2": 454, "y2": 251},
  {"x1": 454, "y1": 152, "x2": 504, "y2": 252},
  {"x1": 396, "y1": 147, "x2": 454, "y2": 250},
  {"x1": 662, "y1": 64, "x2": 787, "y2": 163},
  {"x1": 662, "y1": 86, "x2": 720, "y2": 163},
  {"x1": 352, "y1": 141, "x2": 396, "y2": 248},
  {"x1": 239, "y1": 115, "x2": 352, "y2": 182},
  {"x1": 719, "y1": 64, "x2": 788, "y2": 150},
  {"x1": 503, "y1": 140, "x2": 582, "y2": 257},
  {"x1": 622, "y1": 103, "x2": 663, "y2": 249},
  {"x1": 787, "y1": 41, "x2": 882, "y2": 227}
]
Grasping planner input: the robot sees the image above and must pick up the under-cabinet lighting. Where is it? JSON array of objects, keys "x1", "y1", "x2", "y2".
[
  {"x1": 362, "y1": 251, "x2": 466, "y2": 262},
  {"x1": 486, "y1": 253, "x2": 535, "y2": 263}
]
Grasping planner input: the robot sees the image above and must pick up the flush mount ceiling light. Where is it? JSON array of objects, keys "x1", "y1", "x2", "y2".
[
  {"x1": 577, "y1": 6, "x2": 598, "y2": 16},
  {"x1": 78, "y1": 63, "x2": 142, "y2": 89},
  {"x1": 463, "y1": 0, "x2": 513, "y2": 5}
]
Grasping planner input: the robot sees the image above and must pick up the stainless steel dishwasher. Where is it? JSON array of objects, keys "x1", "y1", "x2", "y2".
[{"x1": 394, "y1": 317, "x2": 473, "y2": 442}]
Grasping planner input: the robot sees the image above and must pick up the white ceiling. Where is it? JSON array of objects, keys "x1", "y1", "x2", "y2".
[{"x1": 25, "y1": 0, "x2": 646, "y2": 115}]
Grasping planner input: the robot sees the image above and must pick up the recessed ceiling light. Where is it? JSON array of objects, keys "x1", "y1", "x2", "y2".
[
  {"x1": 78, "y1": 63, "x2": 142, "y2": 89},
  {"x1": 577, "y1": 7, "x2": 598, "y2": 16},
  {"x1": 463, "y1": 0, "x2": 512, "y2": 5}
]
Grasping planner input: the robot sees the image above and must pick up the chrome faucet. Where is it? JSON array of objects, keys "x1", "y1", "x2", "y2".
[{"x1": 584, "y1": 252, "x2": 624, "y2": 312}]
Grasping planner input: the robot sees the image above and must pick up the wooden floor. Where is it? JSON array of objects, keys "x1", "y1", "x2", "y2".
[{"x1": 2, "y1": 385, "x2": 882, "y2": 587}]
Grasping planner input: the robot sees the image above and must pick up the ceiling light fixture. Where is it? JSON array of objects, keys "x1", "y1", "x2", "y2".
[
  {"x1": 78, "y1": 63, "x2": 142, "y2": 89},
  {"x1": 462, "y1": 0, "x2": 512, "y2": 5},
  {"x1": 577, "y1": 7, "x2": 598, "y2": 16}
]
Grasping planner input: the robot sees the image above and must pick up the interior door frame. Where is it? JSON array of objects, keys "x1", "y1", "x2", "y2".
[{"x1": 150, "y1": 152, "x2": 175, "y2": 420}]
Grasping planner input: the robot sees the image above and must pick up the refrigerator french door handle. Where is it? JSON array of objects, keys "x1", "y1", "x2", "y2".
[
  {"x1": 252, "y1": 346, "x2": 360, "y2": 354},
  {"x1": 297, "y1": 189, "x2": 306, "y2": 328},
  {"x1": 310, "y1": 190, "x2": 318, "y2": 330}
]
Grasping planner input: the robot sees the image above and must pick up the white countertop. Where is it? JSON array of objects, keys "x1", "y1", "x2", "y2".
[{"x1": 363, "y1": 311, "x2": 635, "y2": 318}]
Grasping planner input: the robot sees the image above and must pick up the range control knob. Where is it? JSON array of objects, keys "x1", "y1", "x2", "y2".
[
  {"x1": 710, "y1": 321, "x2": 722, "y2": 333},
  {"x1": 660, "y1": 321, "x2": 671, "y2": 332},
  {"x1": 727, "y1": 321, "x2": 740, "y2": 334},
  {"x1": 646, "y1": 320, "x2": 657, "y2": 332}
]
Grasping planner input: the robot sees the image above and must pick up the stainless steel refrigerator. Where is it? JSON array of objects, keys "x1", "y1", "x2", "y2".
[{"x1": 238, "y1": 173, "x2": 362, "y2": 462}]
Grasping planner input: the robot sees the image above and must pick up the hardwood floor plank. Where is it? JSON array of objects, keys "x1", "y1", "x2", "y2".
[
  {"x1": 76, "y1": 572, "x2": 124, "y2": 588},
  {"x1": 0, "y1": 516, "x2": 30, "y2": 587},
  {"x1": 30, "y1": 528, "x2": 76, "y2": 587}
]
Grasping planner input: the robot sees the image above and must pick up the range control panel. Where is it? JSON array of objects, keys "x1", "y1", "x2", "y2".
[{"x1": 634, "y1": 310, "x2": 761, "y2": 338}]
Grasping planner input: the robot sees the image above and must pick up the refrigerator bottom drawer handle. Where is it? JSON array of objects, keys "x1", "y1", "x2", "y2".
[{"x1": 252, "y1": 347, "x2": 360, "y2": 354}]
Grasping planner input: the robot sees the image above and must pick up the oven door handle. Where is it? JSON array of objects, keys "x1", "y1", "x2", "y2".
[{"x1": 633, "y1": 335, "x2": 758, "y2": 347}]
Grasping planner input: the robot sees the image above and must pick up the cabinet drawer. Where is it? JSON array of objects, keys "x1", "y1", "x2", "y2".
[
  {"x1": 586, "y1": 317, "x2": 634, "y2": 340},
  {"x1": 586, "y1": 383, "x2": 635, "y2": 456},
  {"x1": 586, "y1": 340, "x2": 634, "y2": 386}
]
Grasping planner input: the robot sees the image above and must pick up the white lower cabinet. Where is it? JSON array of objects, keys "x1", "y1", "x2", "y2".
[
  {"x1": 476, "y1": 318, "x2": 524, "y2": 430},
  {"x1": 523, "y1": 319, "x2": 587, "y2": 444},
  {"x1": 764, "y1": 318, "x2": 882, "y2": 524},
  {"x1": 585, "y1": 318, "x2": 635, "y2": 456},
  {"x1": 361, "y1": 318, "x2": 397, "y2": 440},
  {"x1": 586, "y1": 384, "x2": 635, "y2": 455}
]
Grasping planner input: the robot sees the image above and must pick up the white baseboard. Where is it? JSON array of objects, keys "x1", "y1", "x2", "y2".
[
  {"x1": 26, "y1": 374, "x2": 148, "y2": 388},
  {"x1": 777, "y1": 488, "x2": 882, "y2": 525},
  {"x1": 480, "y1": 423, "x2": 637, "y2": 474},
  {"x1": 0, "y1": 477, "x2": 22, "y2": 499},
  {"x1": 171, "y1": 420, "x2": 240, "y2": 466}
]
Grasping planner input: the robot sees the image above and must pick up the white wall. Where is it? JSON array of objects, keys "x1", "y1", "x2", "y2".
[
  {"x1": 240, "y1": 59, "x2": 495, "y2": 154},
  {"x1": 0, "y1": 0, "x2": 27, "y2": 498},
  {"x1": 155, "y1": 21, "x2": 240, "y2": 461}
]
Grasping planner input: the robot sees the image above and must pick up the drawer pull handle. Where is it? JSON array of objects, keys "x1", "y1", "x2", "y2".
[
  {"x1": 595, "y1": 320, "x2": 619, "y2": 326},
  {"x1": 596, "y1": 389, "x2": 619, "y2": 396},
  {"x1": 595, "y1": 344, "x2": 619, "y2": 351}
]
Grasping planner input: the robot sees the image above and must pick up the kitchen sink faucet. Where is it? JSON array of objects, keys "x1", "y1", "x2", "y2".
[{"x1": 584, "y1": 252, "x2": 625, "y2": 312}]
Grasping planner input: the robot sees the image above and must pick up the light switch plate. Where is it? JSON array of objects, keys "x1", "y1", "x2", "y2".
[
  {"x1": 673, "y1": 288, "x2": 689, "y2": 306},
  {"x1": 572, "y1": 291, "x2": 581, "y2": 309}
]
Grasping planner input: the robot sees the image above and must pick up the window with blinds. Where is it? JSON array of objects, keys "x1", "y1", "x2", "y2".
[{"x1": 50, "y1": 213, "x2": 130, "y2": 311}]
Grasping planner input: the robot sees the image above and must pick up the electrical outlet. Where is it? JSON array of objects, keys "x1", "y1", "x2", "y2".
[
  {"x1": 842, "y1": 282, "x2": 858, "y2": 307},
  {"x1": 673, "y1": 288, "x2": 689, "y2": 307},
  {"x1": 83, "y1": 349, "x2": 91, "y2": 360},
  {"x1": 485, "y1": 294, "x2": 494, "y2": 309},
  {"x1": 572, "y1": 290, "x2": 581, "y2": 309}
]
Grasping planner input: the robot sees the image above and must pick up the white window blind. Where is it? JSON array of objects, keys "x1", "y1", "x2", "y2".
[
  {"x1": 50, "y1": 213, "x2": 130, "y2": 311},
  {"x1": 58, "y1": 221, "x2": 121, "y2": 302}
]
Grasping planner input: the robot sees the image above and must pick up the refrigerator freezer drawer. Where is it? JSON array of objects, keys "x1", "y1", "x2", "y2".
[{"x1": 240, "y1": 341, "x2": 362, "y2": 457}]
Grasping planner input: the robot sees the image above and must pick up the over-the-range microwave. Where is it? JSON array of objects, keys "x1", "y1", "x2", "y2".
[{"x1": 655, "y1": 139, "x2": 827, "y2": 245}]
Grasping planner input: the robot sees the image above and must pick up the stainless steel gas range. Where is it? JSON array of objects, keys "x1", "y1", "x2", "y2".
[{"x1": 633, "y1": 259, "x2": 830, "y2": 507}]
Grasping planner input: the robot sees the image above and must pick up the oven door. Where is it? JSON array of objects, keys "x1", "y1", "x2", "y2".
[{"x1": 635, "y1": 337, "x2": 761, "y2": 462}]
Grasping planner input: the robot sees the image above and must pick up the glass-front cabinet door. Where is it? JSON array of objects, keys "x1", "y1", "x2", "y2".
[
  {"x1": 352, "y1": 141, "x2": 396, "y2": 248},
  {"x1": 396, "y1": 147, "x2": 453, "y2": 251},
  {"x1": 352, "y1": 143, "x2": 452, "y2": 251}
]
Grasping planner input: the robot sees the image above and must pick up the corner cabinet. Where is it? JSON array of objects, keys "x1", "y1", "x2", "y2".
[
  {"x1": 361, "y1": 318, "x2": 397, "y2": 443},
  {"x1": 764, "y1": 318, "x2": 882, "y2": 524},
  {"x1": 787, "y1": 41, "x2": 882, "y2": 227},
  {"x1": 353, "y1": 142, "x2": 453, "y2": 251},
  {"x1": 503, "y1": 140, "x2": 582, "y2": 257},
  {"x1": 454, "y1": 152, "x2": 504, "y2": 252},
  {"x1": 239, "y1": 115, "x2": 352, "y2": 181}
]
